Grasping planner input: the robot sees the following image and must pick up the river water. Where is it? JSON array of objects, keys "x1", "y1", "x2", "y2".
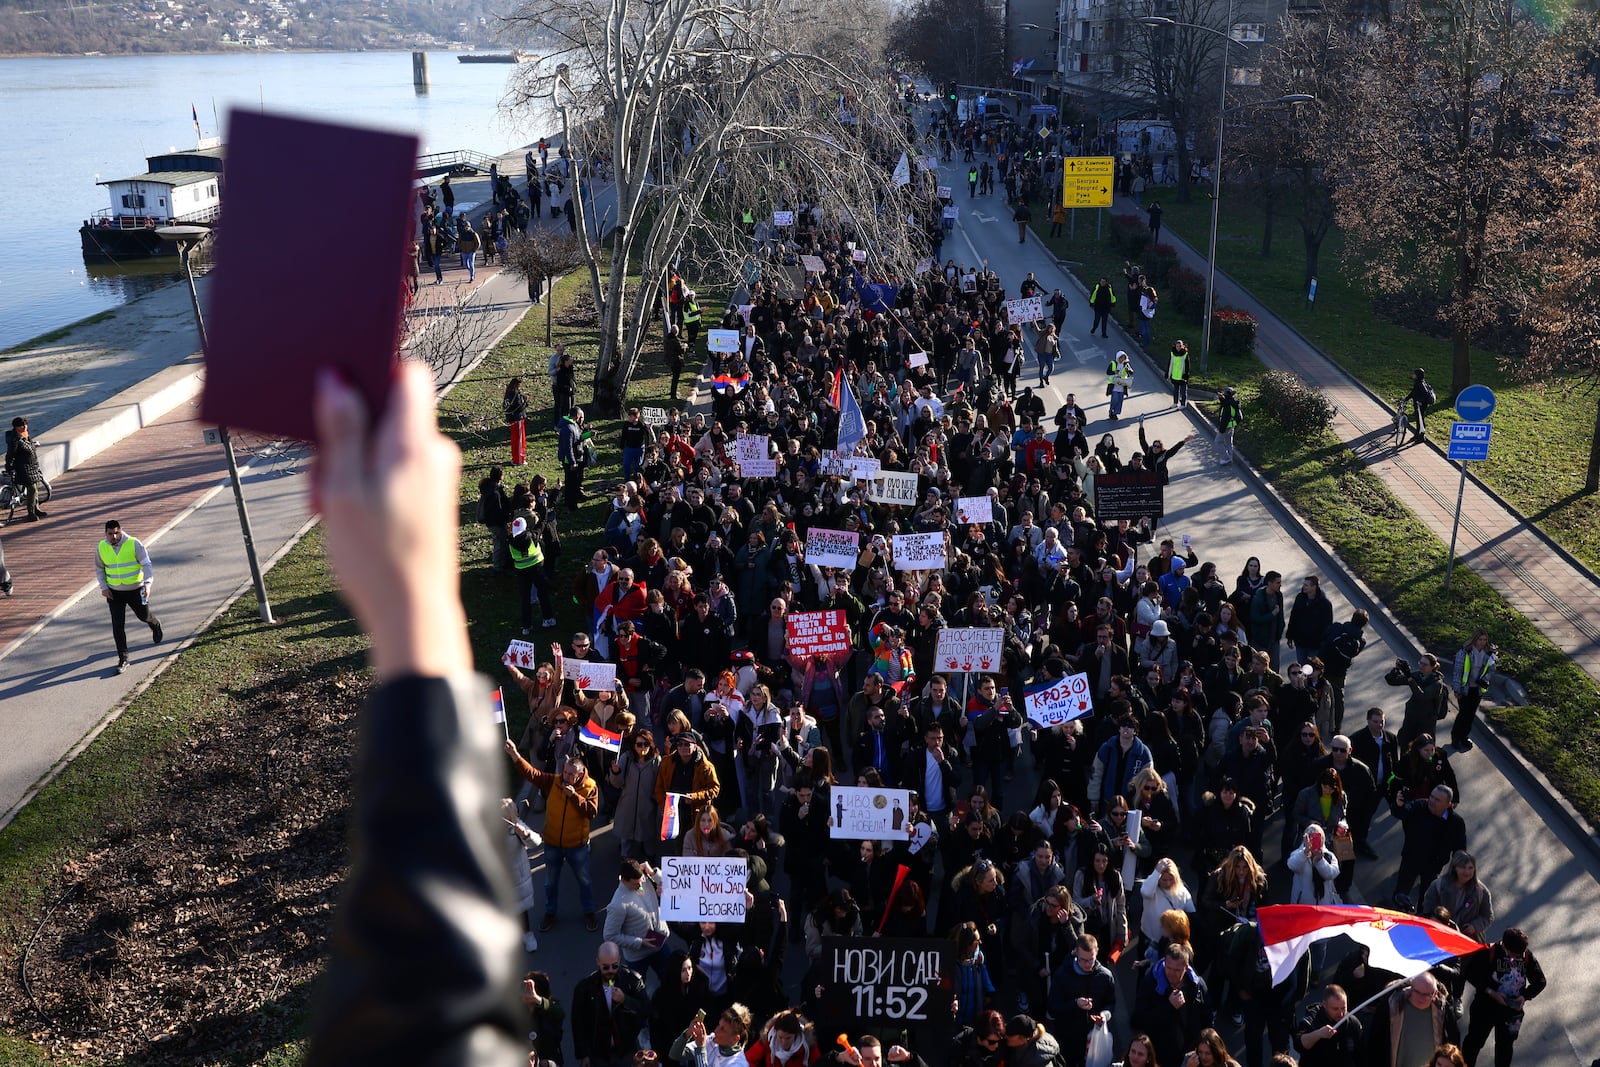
[{"x1": 0, "y1": 51, "x2": 554, "y2": 351}]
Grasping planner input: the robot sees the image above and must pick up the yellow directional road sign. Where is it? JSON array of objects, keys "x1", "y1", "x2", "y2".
[{"x1": 1062, "y1": 156, "x2": 1114, "y2": 208}]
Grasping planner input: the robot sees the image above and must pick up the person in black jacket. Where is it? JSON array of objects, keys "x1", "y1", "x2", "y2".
[
  {"x1": 1462, "y1": 927, "x2": 1546, "y2": 1067},
  {"x1": 1292, "y1": 985, "x2": 1362, "y2": 1067},
  {"x1": 898, "y1": 721, "x2": 962, "y2": 818},
  {"x1": 572, "y1": 943, "x2": 651, "y2": 1067},
  {"x1": 6, "y1": 417, "x2": 46, "y2": 520},
  {"x1": 1046, "y1": 932, "x2": 1115, "y2": 1053},
  {"x1": 478, "y1": 466, "x2": 511, "y2": 571}
]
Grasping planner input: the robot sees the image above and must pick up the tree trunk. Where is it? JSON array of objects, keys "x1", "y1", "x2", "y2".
[
  {"x1": 1302, "y1": 227, "x2": 1322, "y2": 290},
  {"x1": 1175, "y1": 142, "x2": 1193, "y2": 205},
  {"x1": 1451, "y1": 319, "x2": 1472, "y2": 402},
  {"x1": 1588, "y1": 397, "x2": 1600, "y2": 493}
]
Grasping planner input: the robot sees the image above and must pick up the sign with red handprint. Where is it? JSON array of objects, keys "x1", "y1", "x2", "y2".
[{"x1": 932, "y1": 628, "x2": 1004, "y2": 674}]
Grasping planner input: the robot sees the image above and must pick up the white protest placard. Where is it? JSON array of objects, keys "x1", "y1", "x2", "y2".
[
  {"x1": 738, "y1": 304, "x2": 754, "y2": 322},
  {"x1": 829, "y1": 786, "x2": 913, "y2": 839},
  {"x1": 736, "y1": 433, "x2": 776, "y2": 476},
  {"x1": 933, "y1": 627, "x2": 1004, "y2": 674},
  {"x1": 961, "y1": 273, "x2": 978, "y2": 293},
  {"x1": 641, "y1": 406, "x2": 669, "y2": 428},
  {"x1": 1004, "y1": 295, "x2": 1045, "y2": 323},
  {"x1": 503, "y1": 639, "x2": 539, "y2": 668},
  {"x1": 660, "y1": 855, "x2": 748, "y2": 922},
  {"x1": 936, "y1": 185, "x2": 952, "y2": 200},
  {"x1": 852, "y1": 248, "x2": 868, "y2": 263},
  {"x1": 562, "y1": 659, "x2": 617, "y2": 692},
  {"x1": 908, "y1": 351, "x2": 929, "y2": 368},
  {"x1": 915, "y1": 258, "x2": 934, "y2": 274},
  {"x1": 954, "y1": 496, "x2": 993, "y2": 524},
  {"x1": 849, "y1": 457, "x2": 882, "y2": 481},
  {"x1": 1023, "y1": 672, "x2": 1094, "y2": 727},
  {"x1": 801, "y1": 254, "x2": 826, "y2": 273},
  {"x1": 773, "y1": 210, "x2": 795, "y2": 227},
  {"x1": 942, "y1": 205, "x2": 959, "y2": 220},
  {"x1": 870, "y1": 470, "x2": 919, "y2": 506},
  {"x1": 805, "y1": 527, "x2": 861, "y2": 568},
  {"x1": 891, "y1": 532, "x2": 947, "y2": 571},
  {"x1": 707, "y1": 329, "x2": 741, "y2": 353},
  {"x1": 818, "y1": 449, "x2": 852, "y2": 477}
]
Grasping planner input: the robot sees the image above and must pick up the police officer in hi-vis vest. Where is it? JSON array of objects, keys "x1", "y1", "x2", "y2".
[{"x1": 96, "y1": 519, "x2": 163, "y2": 674}]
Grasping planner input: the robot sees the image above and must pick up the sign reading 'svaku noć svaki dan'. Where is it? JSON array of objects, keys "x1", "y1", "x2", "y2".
[{"x1": 659, "y1": 855, "x2": 748, "y2": 922}]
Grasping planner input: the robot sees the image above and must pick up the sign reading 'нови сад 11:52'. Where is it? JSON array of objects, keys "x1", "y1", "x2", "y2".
[{"x1": 821, "y1": 937, "x2": 954, "y2": 1028}]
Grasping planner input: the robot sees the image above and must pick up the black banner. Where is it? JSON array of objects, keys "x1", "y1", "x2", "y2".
[
  {"x1": 820, "y1": 937, "x2": 954, "y2": 1030},
  {"x1": 1094, "y1": 470, "x2": 1165, "y2": 521}
]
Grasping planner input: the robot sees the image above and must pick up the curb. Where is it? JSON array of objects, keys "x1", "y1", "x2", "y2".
[{"x1": 33, "y1": 359, "x2": 206, "y2": 484}]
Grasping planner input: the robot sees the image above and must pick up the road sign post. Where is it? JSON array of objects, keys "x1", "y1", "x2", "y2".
[{"x1": 1444, "y1": 418, "x2": 1493, "y2": 596}]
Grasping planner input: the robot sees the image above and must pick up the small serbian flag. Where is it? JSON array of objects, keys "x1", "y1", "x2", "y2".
[
  {"x1": 579, "y1": 720, "x2": 622, "y2": 753},
  {"x1": 1258, "y1": 905, "x2": 1488, "y2": 986},
  {"x1": 660, "y1": 792, "x2": 688, "y2": 840},
  {"x1": 712, "y1": 372, "x2": 751, "y2": 393},
  {"x1": 490, "y1": 688, "x2": 506, "y2": 724}
]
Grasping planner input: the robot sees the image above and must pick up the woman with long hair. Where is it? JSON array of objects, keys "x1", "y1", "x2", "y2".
[
  {"x1": 1421, "y1": 851, "x2": 1494, "y2": 942},
  {"x1": 1388, "y1": 733, "x2": 1459, "y2": 814},
  {"x1": 1073, "y1": 844, "x2": 1128, "y2": 962},
  {"x1": 1279, "y1": 722, "x2": 1330, "y2": 857},
  {"x1": 611, "y1": 727, "x2": 662, "y2": 862},
  {"x1": 746, "y1": 1008, "x2": 821, "y2": 1067},
  {"x1": 1197, "y1": 844, "x2": 1267, "y2": 961},
  {"x1": 1114, "y1": 1035, "x2": 1159, "y2": 1067},
  {"x1": 682, "y1": 804, "x2": 736, "y2": 857},
  {"x1": 503, "y1": 376, "x2": 529, "y2": 465},
  {"x1": 802, "y1": 889, "x2": 862, "y2": 962},
  {"x1": 950, "y1": 1008, "x2": 1006, "y2": 1067},
  {"x1": 1139, "y1": 857, "x2": 1196, "y2": 951},
  {"x1": 949, "y1": 922, "x2": 996, "y2": 1028},
  {"x1": 1029, "y1": 779, "x2": 1065, "y2": 839},
  {"x1": 1189, "y1": 1028, "x2": 1240, "y2": 1067}
]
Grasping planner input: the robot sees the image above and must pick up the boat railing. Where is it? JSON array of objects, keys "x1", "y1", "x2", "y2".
[{"x1": 85, "y1": 204, "x2": 222, "y2": 229}]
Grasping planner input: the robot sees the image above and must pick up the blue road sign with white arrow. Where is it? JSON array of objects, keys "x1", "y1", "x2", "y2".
[{"x1": 1456, "y1": 384, "x2": 1496, "y2": 422}]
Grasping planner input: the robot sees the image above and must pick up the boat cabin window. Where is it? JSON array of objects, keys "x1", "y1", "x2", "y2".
[{"x1": 121, "y1": 194, "x2": 147, "y2": 209}]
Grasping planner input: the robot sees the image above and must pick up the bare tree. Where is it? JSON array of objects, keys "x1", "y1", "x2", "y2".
[
  {"x1": 1227, "y1": 13, "x2": 1353, "y2": 283},
  {"x1": 1124, "y1": 0, "x2": 1230, "y2": 206},
  {"x1": 1331, "y1": 0, "x2": 1600, "y2": 398},
  {"x1": 401, "y1": 281, "x2": 511, "y2": 389},
  {"x1": 500, "y1": 229, "x2": 586, "y2": 345},
  {"x1": 501, "y1": 0, "x2": 934, "y2": 414},
  {"x1": 887, "y1": 0, "x2": 1007, "y2": 90}
]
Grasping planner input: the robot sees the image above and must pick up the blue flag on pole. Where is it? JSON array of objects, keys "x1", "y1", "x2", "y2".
[{"x1": 837, "y1": 375, "x2": 867, "y2": 452}]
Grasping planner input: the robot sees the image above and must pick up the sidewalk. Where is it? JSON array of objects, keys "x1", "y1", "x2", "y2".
[{"x1": 1131, "y1": 194, "x2": 1600, "y2": 686}]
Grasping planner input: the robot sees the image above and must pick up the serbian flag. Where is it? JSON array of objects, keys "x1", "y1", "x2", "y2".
[
  {"x1": 578, "y1": 720, "x2": 623, "y2": 753},
  {"x1": 1258, "y1": 905, "x2": 1488, "y2": 986},
  {"x1": 660, "y1": 792, "x2": 688, "y2": 840},
  {"x1": 712, "y1": 372, "x2": 751, "y2": 393},
  {"x1": 490, "y1": 688, "x2": 507, "y2": 723}
]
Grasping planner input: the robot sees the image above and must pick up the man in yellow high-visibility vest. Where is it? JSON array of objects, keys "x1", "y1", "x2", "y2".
[{"x1": 96, "y1": 519, "x2": 163, "y2": 674}]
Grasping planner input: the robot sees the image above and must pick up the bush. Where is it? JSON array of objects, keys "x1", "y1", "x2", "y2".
[
  {"x1": 1257, "y1": 370, "x2": 1335, "y2": 436},
  {"x1": 1169, "y1": 266, "x2": 1208, "y2": 323},
  {"x1": 1145, "y1": 243, "x2": 1179, "y2": 287},
  {"x1": 1109, "y1": 213, "x2": 1151, "y2": 261},
  {"x1": 1211, "y1": 307, "x2": 1259, "y2": 359}
]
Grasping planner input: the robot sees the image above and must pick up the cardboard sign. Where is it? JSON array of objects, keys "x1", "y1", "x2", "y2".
[
  {"x1": 915, "y1": 258, "x2": 934, "y2": 274},
  {"x1": 503, "y1": 640, "x2": 540, "y2": 668},
  {"x1": 660, "y1": 855, "x2": 748, "y2": 922},
  {"x1": 870, "y1": 470, "x2": 920, "y2": 506},
  {"x1": 891, "y1": 532, "x2": 946, "y2": 571},
  {"x1": 801, "y1": 254, "x2": 826, "y2": 273},
  {"x1": 1024, "y1": 672, "x2": 1094, "y2": 727},
  {"x1": 821, "y1": 937, "x2": 953, "y2": 1028},
  {"x1": 942, "y1": 205, "x2": 959, "y2": 220},
  {"x1": 707, "y1": 329, "x2": 742, "y2": 353},
  {"x1": 787, "y1": 610, "x2": 853, "y2": 658},
  {"x1": 773, "y1": 210, "x2": 795, "y2": 226},
  {"x1": 936, "y1": 185, "x2": 952, "y2": 199},
  {"x1": 829, "y1": 786, "x2": 913, "y2": 839},
  {"x1": 736, "y1": 433, "x2": 776, "y2": 476},
  {"x1": 641, "y1": 406, "x2": 669, "y2": 428},
  {"x1": 954, "y1": 496, "x2": 993, "y2": 524},
  {"x1": 805, "y1": 527, "x2": 861, "y2": 569},
  {"x1": 850, "y1": 457, "x2": 882, "y2": 481},
  {"x1": 852, "y1": 249, "x2": 868, "y2": 263},
  {"x1": 818, "y1": 450, "x2": 854, "y2": 477},
  {"x1": 561, "y1": 659, "x2": 617, "y2": 692},
  {"x1": 1004, "y1": 295, "x2": 1045, "y2": 323},
  {"x1": 908, "y1": 351, "x2": 929, "y2": 368},
  {"x1": 1094, "y1": 470, "x2": 1166, "y2": 521},
  {"x1": 933, "y1": 627, "x2": 1004, "y2": 674}
]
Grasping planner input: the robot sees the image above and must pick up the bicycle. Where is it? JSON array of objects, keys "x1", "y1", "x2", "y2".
[{"x1": 0, "y1": 471, "x2": 51, "y2": 522}]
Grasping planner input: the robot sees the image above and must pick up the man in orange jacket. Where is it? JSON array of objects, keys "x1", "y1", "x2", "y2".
[{"x1": 505, "y1": 743, "x2": 601, "y2": 932}]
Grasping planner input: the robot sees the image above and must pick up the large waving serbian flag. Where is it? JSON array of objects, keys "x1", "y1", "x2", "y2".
[{"x1": 1259, "y1": 905, "x2": 1488, "y2": 986}]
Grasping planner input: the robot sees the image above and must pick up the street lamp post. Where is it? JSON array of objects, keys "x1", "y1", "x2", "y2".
[
  {"x1": 156, "y1": 225, "x2": 276, "y2": 625},
  {"x1": 1138, "y1": 14, "x2": 1313, "y2": 373}
]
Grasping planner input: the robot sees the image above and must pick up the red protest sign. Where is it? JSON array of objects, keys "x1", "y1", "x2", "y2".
[{"x1": 787, "y1": 610, "x2": 852, "y2": 658}]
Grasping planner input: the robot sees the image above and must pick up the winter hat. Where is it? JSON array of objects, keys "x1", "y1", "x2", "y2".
[{"x1": 511, "y1": 517, "x2": 528, "y2": 537}]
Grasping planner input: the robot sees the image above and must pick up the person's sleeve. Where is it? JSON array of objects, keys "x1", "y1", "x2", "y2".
[
  {"x1": 94, "y1": 545, "x2": 110, "y2": 592},
  {"x1": 304, "y1": 675, "x2": 523, "y2": 1067},
  {"x1": 134, "y1": 539, "x2": 155, "y2": 583}
]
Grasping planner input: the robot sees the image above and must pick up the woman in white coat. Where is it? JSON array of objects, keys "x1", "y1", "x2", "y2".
[{"x1": 1286, "y1": 824, "x2": 1341, "y2": 905}]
